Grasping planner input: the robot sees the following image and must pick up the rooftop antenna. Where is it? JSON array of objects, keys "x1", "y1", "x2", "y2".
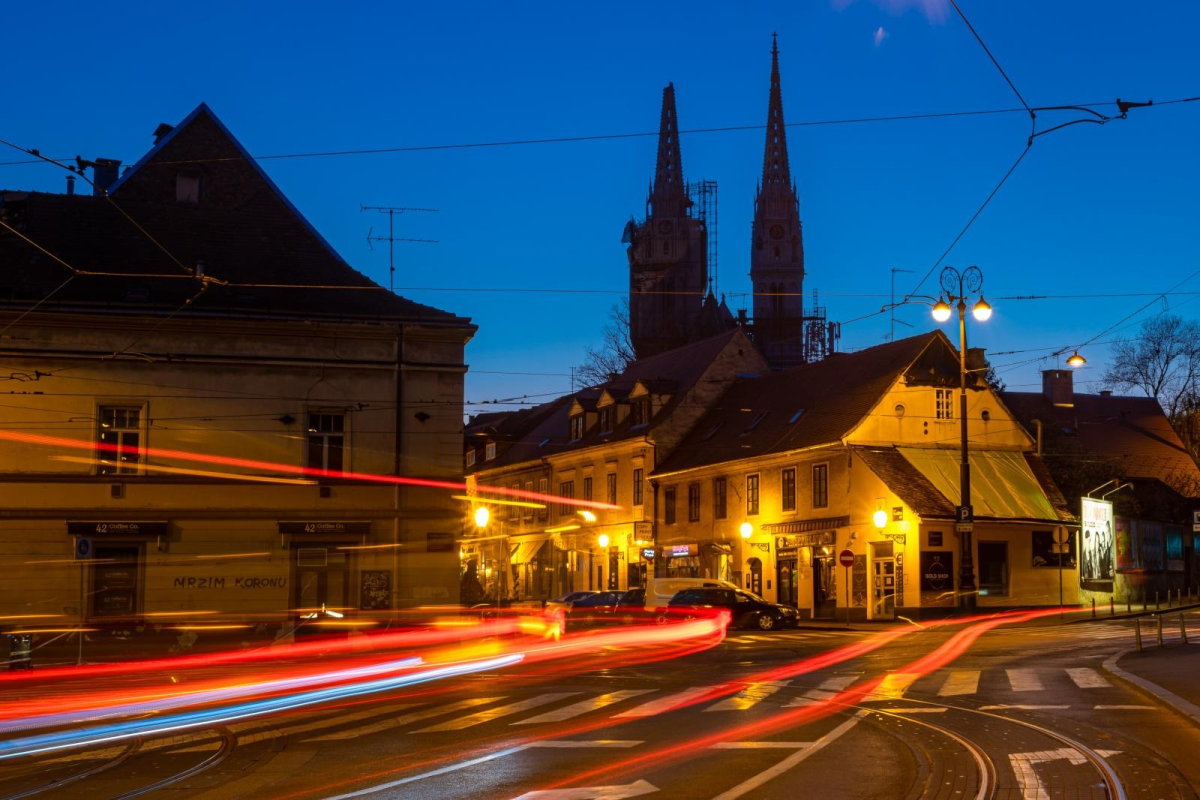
[
  {"x1": 890, "y1": 267, "x2": 914, "y2": 342},
  {"x1": 361, "y1": 205, "x2": 439, "y2": 293}
]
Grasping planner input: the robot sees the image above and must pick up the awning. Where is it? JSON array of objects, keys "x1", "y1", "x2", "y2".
[
  {"x1": 897, "y1": 447, "x2": 1058, "y2": 521},
  {"x1": 510, "y1": 539, "x2": 549, "y2": 564}
]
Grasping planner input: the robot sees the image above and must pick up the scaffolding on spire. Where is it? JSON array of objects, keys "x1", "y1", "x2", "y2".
[{"x1": 687, "y1": 179, "x2": 718, "y2": 295}]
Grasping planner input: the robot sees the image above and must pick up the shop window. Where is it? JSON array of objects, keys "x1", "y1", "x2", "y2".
[
  {"x1": 978, "y1": 541, "x2": 1009, "y2": 595},
  {"x1": 558, "y1": 480, "x2": 574, "y2": 515},
  {"x1": 781, "y1": 467, "x2": 796, "y2": 512},
  {"x1": 97, "y1": 405, "x2": 144, "y2": 475},
  {"x1": 812, "y1": 463, "x2": 828, "y2": 509},
  {"x1": 688, "y1": 482, "x2": 701, "y2": 522},
  {"x1": 665, "y1": 488, "x2": 677, "y2": 525},
  {"x1": 307, "y1": 412, "x2": 345, "y2": 472},
  {"x1": 606, "y1": 473, "x2": 617, "y2": 505},
  {"x1": 633, "y1": 468, "x2": 643, "y2": 506},
  {"x1": 713, "y1": 477, "x2": 727, "y2": 520},
  {"x1": 746, "y1": 474, "x2": 759, "y2": 516},
  {"x1": 936, "y1": 389, "x2": 954, "y2": 420}
]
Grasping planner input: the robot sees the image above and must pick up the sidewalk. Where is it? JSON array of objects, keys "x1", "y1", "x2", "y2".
[{"x1": 1105, "y1": 642, "x2": 1200, "y2": 725}]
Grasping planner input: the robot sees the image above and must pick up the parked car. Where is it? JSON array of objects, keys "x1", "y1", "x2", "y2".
[
  {"x1": 544, "y1": 590, "x2": 622, "y2": 631},
  {"x1": 667, "y1": 587, "x2": 800, "y2": 630},
  {"x1": 641, "y1": 578, "x2": 741, "y2": 612}
]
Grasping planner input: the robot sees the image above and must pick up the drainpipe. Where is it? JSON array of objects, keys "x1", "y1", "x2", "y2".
[
  {"x1": 393, "y1": 326, "x2": 404, "y2": 614},
  {"x1": 1031, "y1": 419, "x2": 1043, "y2": 456}
]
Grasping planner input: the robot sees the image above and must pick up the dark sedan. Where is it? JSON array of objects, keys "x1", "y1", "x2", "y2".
[{"x1": 667, "y1": 587, "x2": 800, "y2": 630}]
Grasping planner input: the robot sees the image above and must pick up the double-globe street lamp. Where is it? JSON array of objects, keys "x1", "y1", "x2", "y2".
[{"x1": 931, "y1": 265, "x2": 991, "y2": 612}]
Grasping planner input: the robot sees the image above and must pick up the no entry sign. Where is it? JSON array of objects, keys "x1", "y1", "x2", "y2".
[{"x1": 839, "y1": 549, "x2": 855, "y2": 568}]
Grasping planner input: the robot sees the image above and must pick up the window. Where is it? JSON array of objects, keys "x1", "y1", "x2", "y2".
[
  {"x1": 583, "y1": 476, "x2": 593, "y2": 502},
  {"x1": 523, "y1": 481, "x2": 534, "y2": 520},
  {"x1": 485, "y1": 442, "x2": 497, "y2": 460},
  {"x1": 558, "y1": 480, "x2": 575, "y2": 515},
  {"x1": 631, "y1": 397, "x2": 651, "y2": 426},
  {"x1": 781, "y1": 468, "x2": 796, "y2": 512},
  {"x1": 746, "y1": 474, "x2": 759, "y2": 516},
  {"x1": 812, "y1": 463, "x2": 828, "y2": 509},
  {"x1": 537, "y1": 478, "x2": 548, "y2": 520},
  {"x1": 936, "y1": 389, "x2": 954, "y2": 420},
  {"x1": 176, "y1": 170, "x2": 201, "y2": 203},
  {"x1": 307, "y1": 412, "x2": 344, "y2": 473},
  {"x1": 510, "y1": 483, "x2": 520, "y2": 519},
  {"x1": 713, "y1": 477, "x2": 727, "y2": 520},
  {"x1": 598, "y1": 406, "x2": 614, "y2": 433},
  {"x1": 688, "y1": 483, "x2": 701, "y2": 522},
  {"x1": 606, "y1": 473, "x2": 617, "y2": 505},
  {"x1": 743, "y1": 411, "x2": 768, "y2": 433},
  {"x1": 978, "y1": 541, "x2": 1009, "y2": 595},
  {"x1": 633, "y1": 468, "x2": 643, "y2": 506},
  {"x1": 665, "y1": 488, "x2": 677, "y2": 525},
  {"x1": 465, "y1": 449, "x2": 476, "y2": 468},
  {"x1": 98, "y1": 406, "x2": 143, "y2": 475},
  {"x1": 569, "y1": 414, "x2": 585, "y2": 440}
]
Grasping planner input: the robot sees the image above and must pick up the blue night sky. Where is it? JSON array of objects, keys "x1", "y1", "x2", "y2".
[{"x1": 3, "y1": 1, "x2": 1198, "y2": 414}]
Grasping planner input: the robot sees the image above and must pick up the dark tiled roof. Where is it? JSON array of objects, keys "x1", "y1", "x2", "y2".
[
  {"x1": 1002, "y1": 391, "x2": 1200, "y2": 496},
  {"x1": 855, "y1": 447, "x2": 955, "y2": 518},
  {"x1": 1024, "y1": 452, "x2": 1076, "y2": 521},
  {"x1": 0, "y1": 105, "x2": 470, "y2": 327},
  {"x1": 473, "y1": 329, "x2": 750, "y2": 472},
  {"x1": 654, "y1": 331, "x2": 946, "y2": 476}
]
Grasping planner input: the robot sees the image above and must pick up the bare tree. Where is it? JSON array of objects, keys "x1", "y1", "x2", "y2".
[{"x1": 576, "y1": 298, "x2": 635, "y2": 387}]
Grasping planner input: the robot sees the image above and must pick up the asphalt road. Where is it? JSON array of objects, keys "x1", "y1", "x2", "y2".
[{"x1": 3, "y1": 614, "x2": 1200, "y2": 799}]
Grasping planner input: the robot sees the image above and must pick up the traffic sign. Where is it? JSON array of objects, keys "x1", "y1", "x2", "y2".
[
  {"x1": 74, "y1": 536, "x2": 93, "y2": 560},
  {"x1": 955, "y1": 523, "x2": 974, "y2": 533},
  {"x1": 1052, "y1": 542, "x2": 1070, "y2": 554},
  {"x1": 1052, "y1": 528, "x2": 1069, "y2": 544},
  {"x1": 956, "y1": 505, "x2": 974, "y2": 524},
  {"x1": 839, "y1": 549, "x2": 855, "y2": 568}
]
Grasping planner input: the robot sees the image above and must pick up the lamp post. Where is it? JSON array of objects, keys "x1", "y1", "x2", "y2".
[{"x1": 932, "y1": 265, "x2": 991, "y2": 612}]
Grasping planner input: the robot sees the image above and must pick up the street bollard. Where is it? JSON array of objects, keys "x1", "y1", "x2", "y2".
[
  {"x1": 1135, "y1": 621, "x2": 1143, "y2": 652},
  {"x1": 1156, "y1": 591, "x2": 1160, "y2": 611},
  {"x1": 1182, "y1": 614, "x2": 1189, "y2": 646},
  {"x1": 1091, "y1": 598, "x2": 1096, "y2": 619},
  {"x1": 1143, "y1": 595, "x2": 1148, "y2": 612},
  {"x1": 1157, "y1": 614, "x2": 1164, "y2": 647},
  {"x1": 1110, "y1": 598, "x2": 1115, "y2": 616},
  {"x1": 1127, "y1": 599, "x2": 1132, "y2": 613}
]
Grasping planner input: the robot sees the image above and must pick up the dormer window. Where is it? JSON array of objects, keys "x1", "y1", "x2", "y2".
[
  {"x1": 485, "y1": 442, "x2": 497, "y2": 461},
  {"x1": 631, "y1": 397, "x2": 651, "y2": 426},
  {"x1": 569, "y1": 414, "x2": 585, "y2": 441},
  {"x1": 176, "y1": 170, "x2": 201, "y2": 203},
  {"x1": 466, "y1": 449, "x2": 476, "y2": 467},
  {"x1": 598, "y1": 406, "x2": 614, "y2": 434}
]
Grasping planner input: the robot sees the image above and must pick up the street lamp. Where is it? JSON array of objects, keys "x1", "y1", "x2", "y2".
[
  {"x1": 932, "y1": 265, "x2": 989, "y2": 612},
  {"x1": 739, "y1": 522, "x2": 753, "y2": 539}
]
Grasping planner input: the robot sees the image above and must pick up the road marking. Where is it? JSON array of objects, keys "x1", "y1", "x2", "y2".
[
  {"x1": 705, "y1": 681, "x2": 790, "y2": 711},
  {"x1": 1066, "y1": 667, "x2": 1111, "y2": 689},
  {"x1": 938, "y1": 670, "x2": 980, "y2": 696},
  {"x1": 303, "y1": 697, "x2": 500, "y2": 741},
  {"x1": 612, "y1": 687, "x2": 718, "y2": 718},
  {"x1": 883, "y1": 707, "x2": 947, "y2": 714},
  {"x1": 533, "y1": 740, "x2": 642, "y2": 748},
  {"x1": 511, "y1": 779, "x2": 659, "y2": 799},
  {"x1": 262, "y1": 702, "x2": 422, "y2": 740},
  {"x1": 1007, "y1": 669, "x2": 1044, "y2": 692},
  {"x1": 1094, "y1": 704, "x2": 1154, "y2": 710},
  {"x1": 979, "y1": 704, "x2": 1069, "y2": 710},
  {"x1": 416, "y1": 693, "x2": 581, "y2": 731},
  {"x1": 189, "y1": 749, "x2": 316, "y2": 800},
  {"x1": 873, "y1": 673, "x2": 919, "y2": 700},
  {"x1": 782, "y1": 674, "x2": 860, "y2": 708},
  {"x1": 711, "y1": 741, "x2": 813, "y2": 749},
  {"x1": 514, "y1": 691, "x2": 656, "y2": 725},
  {"x1": 711, "y1": 710, "x2": 868, "y2": 800},
  {"x1": 1007, "y1": 747, "x2": 1120, "y2": 800}
]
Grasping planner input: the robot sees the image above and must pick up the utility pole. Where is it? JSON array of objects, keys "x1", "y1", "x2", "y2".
[
  {"x1": 890, "y1": 268, "x2": 914, "y2": 342},
  {"x1": 361, "y1": 205, "x2": 438, "y2": 293}
]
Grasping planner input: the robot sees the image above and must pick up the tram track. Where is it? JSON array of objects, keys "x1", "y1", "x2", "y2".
[
  {"x1": 111, "y1": 726, "x2": 237, "y2": 800},
  {"x1": 1, "y1": 738, "x2": 142, "y2": 799}
]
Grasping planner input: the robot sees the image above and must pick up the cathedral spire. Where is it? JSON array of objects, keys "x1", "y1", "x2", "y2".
[
  {"x1": 761, "y1": 34, "x2": 792, "y2": 190},
  {"x1": 649, "y1": 82, "x2": 688, "y2": 218}
]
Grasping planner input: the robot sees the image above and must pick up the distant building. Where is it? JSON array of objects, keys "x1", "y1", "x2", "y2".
[
  {"x1": 1004, "y1": 371, "x2": 1200, "y2": 602},
  {"x1": 625, "y1": 38, "x2": 819, "y2": 370},
  {"x1": 0, "y1": 103, "x2": 475, "y2": 629}
]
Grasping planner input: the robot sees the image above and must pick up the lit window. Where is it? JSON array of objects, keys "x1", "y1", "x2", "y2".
[
  {"x1": 307, "y1": 412, "x2": 345, "y2": 473},
  {"x1": 466, "y1": 449, "x2": 476, "y2": 467},
  {"x1": 97, "y1": 406, "x2": 143, "y2": 475},
  {"x1": 485, "y1": 442, "x2": 497, "y2": 460}
]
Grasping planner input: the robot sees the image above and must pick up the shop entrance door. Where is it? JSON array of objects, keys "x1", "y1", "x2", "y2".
[
  {"x1": 873, "y1": 558, "x2": 896, "y2": 619},
  {"x1": 812, "y1": 555, "x2": 836, "y2": 618},
  {"x1": 295, "y1": 547, "x2": 349, "y2": 612},
  {"x1": 777, "y1": 558, "x2": 798, "y2": 606},
  {"x1": 747, "y1": 558, "x2": 763, "y2": 596}
]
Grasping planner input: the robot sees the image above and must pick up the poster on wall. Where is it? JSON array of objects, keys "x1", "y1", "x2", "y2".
[
  {"x1": 1114, "y1": 517, "x2": 1138, "y2": 571},
  {"x1": 1141, "y1": 521, "x2": 1165, "y2": 571},
  {"x1": 919, "y1": 551, "x2": 955, "y2": 606},
  {"x1": 1032, "y1": 530, "x2": 1076, "y2": 568},
  {"x1": 1079, "y1": 498, "x2": 1114, "y2": 591},
  {"x1": 1166, "y1": 525, "x2": 1185, "y2": 572}
]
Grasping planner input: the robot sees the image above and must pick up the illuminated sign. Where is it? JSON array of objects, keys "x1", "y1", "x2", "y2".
[
  {"x1": 67, "y1": 521, "x2": 168, "y2": 537},
  {"x1": 1079, "y1": 498, "x2": 1114, "y2": 590},
  {"x1": 642, "y1": 548, "x2": 656, "y2": 560},
  {"x1": 667, "y1": 544, "x2": 696, "y2": 557},
  {"x1": 278, "y1": 521, "x2": 372, "y2": 536}
]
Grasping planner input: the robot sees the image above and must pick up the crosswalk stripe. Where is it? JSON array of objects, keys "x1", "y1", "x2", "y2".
[
  {"x1": 1066, "y1": 667, "x2": 1111, "y2": 689},
  {"x1": 303, "y1": 697, "x2": 501, "y2": 742},
  {"x1": 783, "y1": 674, "x2": 860, "y2": 708},
  {"x1": 612, "y1": 686, "x2": 719, "y2": 718},
  {"x1": 938, "y1": 670, "x2": 980, "y2": 697},
  {"x1": 512, "y1": 690, "x2": 656, "y2": 725},
  {"x1": 705, "y1": 681, "x2": 790, "y2": 712},
  {"x1": 416, "y1": 693, "x2": 582, "y2": 732},
  {"x1": 1007, "y1": 669, "x2": 1044, "y2": 692},
  {"x1": 874, "y1": 673, "x2": 919, "y2": 700}
]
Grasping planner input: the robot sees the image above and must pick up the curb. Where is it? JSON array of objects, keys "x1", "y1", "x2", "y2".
[
  {"x1": 1061, "y1": 601, "x2": 1200, "y2": 626},
  {"x1": 1101, "y1": 649, "x2": 1200, "y2": 726}
]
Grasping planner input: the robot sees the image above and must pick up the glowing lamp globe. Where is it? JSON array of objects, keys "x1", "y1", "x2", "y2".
[{"x1": 739, "y1": 522, "x2": 753, "y2": 539}]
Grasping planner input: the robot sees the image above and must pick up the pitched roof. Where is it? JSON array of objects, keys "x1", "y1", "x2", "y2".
[
  {"x1": 471, "y1": 329, "x2": 749, "y2": 472},
  {"x1": 1002, "y1": 390, "x2": 1200, "y2": 495},
  {"x1": 654, "y1": 331, "x2": 944, "y2": 475},
  {"x1": 0, "y1": 104, "x2": 471, "y2": 328}
]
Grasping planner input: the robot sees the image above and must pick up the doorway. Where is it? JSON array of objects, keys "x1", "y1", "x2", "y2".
[
  {"x1": 872, "y1": 544, "x2": 896, "y2": 620},
  {"x1": 777, "y1": 556, "x2": 798, "y2": 607},
  {"x1": 747, "y1": 558, "x2": 763, "y2": 596},
  {"x1": 92, "y1": 545, "x2": 141, "y2": 618},
  {"x1": 295, "y1": 546, "x2": 349, "y2": 611},
  {"x1": 812, "y1": 554, "x2": 836, "y2": 618}
]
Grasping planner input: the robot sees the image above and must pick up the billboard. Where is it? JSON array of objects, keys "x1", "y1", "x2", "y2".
[
  {"x1": 1080, "y1": 498, "x2": 1114, "y2": 591},
  {"x1": 1166, "y1": 524, "x2": 1185, "y2": 572},
  {"x1": 1114, "y1": 517, "x2": 1138, "y2": 571}
]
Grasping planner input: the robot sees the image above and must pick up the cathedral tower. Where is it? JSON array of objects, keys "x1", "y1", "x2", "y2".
[
  {"x1": 749, "y1": 35, "x2": 805, "y2": 370},
  {"x1": 626, "y1": 83, "x2": 709, "y2": 360}
]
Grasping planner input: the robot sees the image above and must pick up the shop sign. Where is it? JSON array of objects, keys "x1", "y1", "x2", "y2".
[
  {"x1": 642, "y1": 548, "x2": 656, "y2": 560},
  {"x1": 278, "y1": 521, "x2": 372, "y2": 536},
  {"x1": 928, "y1": 531, "x2": 943, "y2": 547},
  {"x1": 775, "y1": 536, "x2": 795, "y2": 551},
  {"x1": 67, "y1": 521, "x2": 168, "y2": 537},
  {"x1": 634, "y1": 522, "x2": 653, "y2": 540},
  {"x1": 776, "y1": 547, "x2": 798, "y2": 559},
  {"x1": 794, "y1": 531, "x2": 835, "y2": 548},
  {"x1": 666, "y1": 544, "x2": 696, "y2": 558}
]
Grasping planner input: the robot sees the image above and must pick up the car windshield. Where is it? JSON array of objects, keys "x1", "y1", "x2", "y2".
[
  {"x1": 551, "y1": 591, "x2": 593, "y2": 603},
  {"x1": 737, "y1": 590, "x2": 767, "y2": 603}
]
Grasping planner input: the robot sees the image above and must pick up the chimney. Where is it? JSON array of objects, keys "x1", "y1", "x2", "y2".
[
  {"x1": 1042, "y1": 369, "x2": 1074, "y2": 407},
  {"x1": 966, "y1": 347, "x2": 987, "y2": 373},
  {"x1": 1099, "y1": 389, "x2": 1113, "y2": 397},
  {"x1": 92, "y1": 158, "x2": 122, "y2": 196},
  {"x1": 65, "y1": 175, "x2": 75, "y2": 196},
  {"x1": 152, "y1": 123, "x2": 175, "y2": 144}
]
